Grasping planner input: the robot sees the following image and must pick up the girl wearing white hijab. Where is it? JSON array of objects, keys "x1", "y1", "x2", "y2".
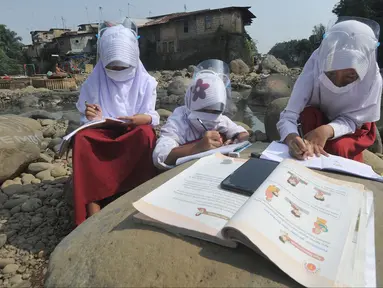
[
  {"x1": 277, "y1": 19, "x2": 382, "y2": 163},
  {"x1": 72, "y1": 23, "x2": 159, "y2": 225},
  {"x1": 153, "y1": 65, "x2": 249, "y2": 170}
]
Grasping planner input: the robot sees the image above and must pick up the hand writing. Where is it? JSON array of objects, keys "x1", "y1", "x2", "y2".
[
  {"x1": 85, "y1": 103, "x2": 102, "y2": 121},
  {"x1": 285, "y1": 133, "x2": 314, "y2": 160},
  {"x1": 195, "y1": 131, "x2": 223, "y2": 153}
]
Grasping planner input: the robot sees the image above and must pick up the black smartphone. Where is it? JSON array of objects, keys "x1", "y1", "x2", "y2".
[{"x1": 221, "y1": 158, "x2": 279, "y2": 196}]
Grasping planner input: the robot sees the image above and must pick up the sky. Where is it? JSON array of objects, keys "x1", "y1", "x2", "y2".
[{"x1": 1, "y1": 0, "x2": 340, "y2": 53}]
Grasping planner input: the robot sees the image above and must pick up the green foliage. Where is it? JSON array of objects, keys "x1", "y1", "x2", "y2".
[
  {"x1": 332, "y1": 0, "x2": 383, "y2": 66},
  {"x1": 0, "y1": 24, "x2": 23, "y2": 75},
  {"x1": 0, "y1": 48, "x2": 23, "y2": 75},
  {"x1": 244, "y1": 30, "x2": 259, "y2": 58},
  {"x1": 268, "y1": 24, "x2": 326, "y2": 67}
]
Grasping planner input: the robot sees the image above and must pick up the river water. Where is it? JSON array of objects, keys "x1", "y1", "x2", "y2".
[{"x1": 1, "y1": 89, "x2": 267, "y2": 132}]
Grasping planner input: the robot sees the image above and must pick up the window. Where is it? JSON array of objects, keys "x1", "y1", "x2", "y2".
[
  {"x1": 205, "y1": 15, "x2": 212, "y2": 30},
  {"x1": 169, "y1": 41, "x2": 175, "y2": 53},
  {"x1": 162, "y1": 42, "x2": 168, "y2": 53},
  {"x1": 184, "y1": 20, "x2": 189, "y2": 33}
]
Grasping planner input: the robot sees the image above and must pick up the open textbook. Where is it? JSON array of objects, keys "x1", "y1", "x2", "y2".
[
  {"x1": 175, "y1": 141, "x2": 251, "y2": 166},
  {"x1": 133, "y1": 154, "x2": 375, "y2": 287},
  {"x1": 58, "y1": 117, "x2": 129, "y2": 157},
  {"x1": 261, "y1": 141, "x2": 383, "y2": 182}
]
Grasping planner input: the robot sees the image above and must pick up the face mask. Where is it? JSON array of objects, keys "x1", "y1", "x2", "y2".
[
  {"x1": 105, "y1": 67, "x2": 136, "y2": 82},
  {"x1": 188, "y1": 111, "x2": 220, "y2": 131},
  {"x1": 319, "y1": 73, "x2": 358, "y2": 94}
]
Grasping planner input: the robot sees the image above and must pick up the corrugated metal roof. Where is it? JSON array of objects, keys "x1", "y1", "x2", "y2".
[{"x1": 141, "y1": 6, "x2": 255, "y2": 28}]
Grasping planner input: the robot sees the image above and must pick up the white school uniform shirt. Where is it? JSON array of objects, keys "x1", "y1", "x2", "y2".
[
  {"x1": 277, "y1": 20, "x2": 382, "y2": 141},
  {"x1": 153, "y1": 106, "x2": 246, "y2": 170},
  {"x1": 76, "y1": 25, "x2": 159, "y2": 126}
]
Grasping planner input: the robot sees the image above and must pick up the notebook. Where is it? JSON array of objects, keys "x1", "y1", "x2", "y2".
[
  {"x1": 58, "y1": 117, "x2": 130, "y2": 158},
  {"x1": 260, "y1": 141, "x2": 383, "y2": 182},
  {"x1": 175, "y1": 141, "x2": 251, "y2": 166}
]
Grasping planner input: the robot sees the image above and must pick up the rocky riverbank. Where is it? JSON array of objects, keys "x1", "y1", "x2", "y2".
[{"x1": 0, "y1": 56, "x2": 382, "y2": 287}]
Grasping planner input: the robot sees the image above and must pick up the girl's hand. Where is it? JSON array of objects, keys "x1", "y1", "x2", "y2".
[
  {"x1": 304, "y1": 125, "x2": 333, "y2": 157},
  {"x1": 117, "y1": 114, "x2": 152, "y2": 126},
  {"x1": 285, "y1": 133, "x2": 314, "y2": 160},
  {"x1": 85, "y1": 103, "x2": 102, "y2": 121}
]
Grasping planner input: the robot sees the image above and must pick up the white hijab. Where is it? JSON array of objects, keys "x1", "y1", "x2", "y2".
[
  {"x1": 160, "y1": 73, "x2": 234, "y2": 143},
  {"x1": 287, "y1": 20, "x2": 382, "y2": 126},
  {"x1": 76, "y1": 25, "x2": 157, "y2": 119}
]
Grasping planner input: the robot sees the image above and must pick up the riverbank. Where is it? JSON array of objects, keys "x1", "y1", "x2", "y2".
[{"x1": 0, "y1": 56, "x2": 383, "y2": 287}]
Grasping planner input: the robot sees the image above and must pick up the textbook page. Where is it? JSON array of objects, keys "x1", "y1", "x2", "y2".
[
  {"x1": 133, "y1": 154, "x2": 249, "y2": 242},
  {"x1": 261, "y1": 141, "x2": 383, "y2": 182},
  {"x1": 175, "y1": 141, "x2": 251, "y2": 166},
  {"x1": 223, "y1": 159, "x2": 363, "y2": 287}
]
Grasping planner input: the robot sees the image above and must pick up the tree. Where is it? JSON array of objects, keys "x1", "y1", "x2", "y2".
[
  {"x1": 268, "y1": 24, "x2": 325, "y2": 67},
  {"x1": 0, "y1": 24, "x2": 23, "y2": 75},
  {"x1": 0, "y1": 48, "x2": 22, "y2": 75},
  {"x1": 244, "y1": 30, "x2": 260, "y2": 62},
  {"x1": 332, "y1": 0, "x2": 383, "y2": 66},
  {"x1": 309, "y1": 24, "x2": 326, "y2": 51}
]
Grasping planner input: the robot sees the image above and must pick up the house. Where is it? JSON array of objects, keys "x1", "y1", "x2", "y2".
[
  {"x1": 137, "y1": 6, "x2": 256, "y2": 70},
  {"x1": 78, "y1": 23, "x2": 99, "y2": 33},
  {"x1": 55, "y1": 32, "x2": 96, "y2": 56},
  {"x1": 30, "y1": 29, "x2": 70, "y2": 44}
]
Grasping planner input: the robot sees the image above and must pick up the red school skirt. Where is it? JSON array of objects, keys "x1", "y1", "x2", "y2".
[
  {"x1": 300, "y1": 107, "x2": 376, "y2": 163},
  {"x1": 72, "y1": 125, "x2": 157, "y2": 226}
]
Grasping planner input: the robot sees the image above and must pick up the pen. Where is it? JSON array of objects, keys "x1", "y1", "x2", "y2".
[
  {"x1": 85, "y1": 101, "x2": 100, "y2": 112},
  {"x1": 197, "y1": 118, "x2": 208, "y2": 131},
  {"x1": 231, "y1": 132, "x2": 240, "y2": 142},
  {"x1": 297, "y1": 119, "x2": 305, "y2": 142}
]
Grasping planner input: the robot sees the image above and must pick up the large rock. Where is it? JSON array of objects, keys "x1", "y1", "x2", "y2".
[
  {"x1": 45, "y1": 161, "x2": 297, "y2": 288},
  {"x1": 19, "y1": 110, "x2": 63, "y2": 120},
  {"x1": 156, "y1": 109, "x2": 172, "y2": 119},
  {"x1": 45, "y1": 154, "x2": 383, "y2": 288},
  {"x1": 230, "y1": 59, "x2": 250, "y2": 75},
  {"x1": 363, "y1": 150, "x2": 383, "y2": 174},
  {"x1": 264, "y1": 97, "x2": 289, "y2": 141},
  {"x1": 249, "y1": 75, "x2": 293, "y2": 107},
  {"x1": 0, "y1": 115, "x2": 43, "y2": 183},
  {"x1": 261, "y1": 55, "x2": 289, "y2": 74},
  {"x1": 369, "y1": 125, "x2": 383, "y2": 154},
  {"x1": 167, "y1": 76, "x2": 191, "y2": 96}
]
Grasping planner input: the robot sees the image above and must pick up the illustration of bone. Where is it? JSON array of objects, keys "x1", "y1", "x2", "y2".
[
  {"x1": 312, "y1": 217, "x2": 328, "y2": 235},
  {"x1": 285, "y1": 197, "x2": 309, "y2": 218},
  {"x1": 195, "y1": 208, "x2": 230, "y2": 221},
  {"x1": 314, "y1": 188, "x2": 331, "y2": 202},
  {"x1": 278, "y1": 231, "x2": 325, "y2": 262},
  {"x1": 265, "y1": 185, "x2": 280, "y2": 202},
  {"x1": 287, "y1": 172, "x2": 308, "y2": 187}
]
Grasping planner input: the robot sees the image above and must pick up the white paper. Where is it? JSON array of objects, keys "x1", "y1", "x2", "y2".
[
  {"x1": 62, "y1": 117, "x2": 127, "y2": 141},
  {"x1": 176, "y1": 141, "x2": 251, "y2": 166},
  {"x1": 261, "y1": 142, "x2": 383, "y2": 182},
  {"x1": 134, "y1": 154, "x2": 249, "y2": 238},
  {"x1": 225, "y1": 159, "x2": 364, "y2": 287},
  {"x1": 365, "y1": 192, "x2": 376, "y2": 288}
]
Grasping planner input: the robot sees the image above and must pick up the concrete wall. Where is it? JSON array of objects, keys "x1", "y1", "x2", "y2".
[
  {"x1": 57, "y1": 35, "x2": 95, "y2": 56},
  {"x1": 139, "y1": 9, "x2": 250, "y2": 70},
  {"x1": 31, "y1": 31, "x2": 55, "y2": 44}
]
